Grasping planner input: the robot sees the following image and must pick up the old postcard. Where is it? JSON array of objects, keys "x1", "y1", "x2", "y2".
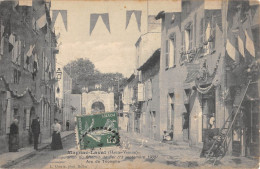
[{"x1": 0, "y1": 0, "x2": 259, "y2": 168}]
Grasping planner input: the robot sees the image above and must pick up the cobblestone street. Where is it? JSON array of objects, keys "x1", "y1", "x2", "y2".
[{"x1": 8, "y1": 131, "x2": 259, "y2": 169}]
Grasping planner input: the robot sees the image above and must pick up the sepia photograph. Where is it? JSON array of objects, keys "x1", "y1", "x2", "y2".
[{"x1": 0, "y1": 0, "x2": 259, "y2": 168}]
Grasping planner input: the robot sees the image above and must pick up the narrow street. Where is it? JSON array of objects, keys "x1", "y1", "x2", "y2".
[{"x1": 9, "y1": 132, "x2": 258, "y2": 169}]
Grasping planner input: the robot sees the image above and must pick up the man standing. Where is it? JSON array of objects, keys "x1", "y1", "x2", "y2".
[{"x1": 31, "y1": 116, "x2": 40, "y2": 150}]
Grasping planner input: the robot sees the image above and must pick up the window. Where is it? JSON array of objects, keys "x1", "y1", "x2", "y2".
[
  {"x1": 165, "y1": 40, "x2": 169, "y2": 68},
  {"x1": 0, "y1": 24, "x2": 4, "y2": 59},
  {"x1": 185, "y1": 24, "x2": 193, "y2": 51},
  {"x1": 13, "y1": 69, "x2": 21, "y2": 84},
  {"x1": 169, "y1": 35, "x2": 176, "y2": 68},
  {"x1": 23, "y1": 109, "x2": 26, "y2": 130},
  {"x1": 205, "y1": 16, "x2": 216, "y2": 54},
  {"x1": 200, "y1": 18, "x2": 205, "y2": 44},
  {"x1": 167, "y1": 93, "x2": 174, "y2": 130}
]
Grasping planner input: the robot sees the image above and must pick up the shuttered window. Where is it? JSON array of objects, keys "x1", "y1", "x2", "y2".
[{"x1": 165, "y1": 40, "x2": 169, "y2": 68}]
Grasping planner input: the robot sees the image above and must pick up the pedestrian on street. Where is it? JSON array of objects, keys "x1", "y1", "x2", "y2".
[
  {"x1": 66, "y1": 120, "x2": 70, "y2": 131},
  {"x1": 9, "y1": 119, "x2": 19, "y2": 152},
  {"x1": 31, "y1": 116, "x2": 41, "y2": 150},
  {"x1": 51, "y1": 118, "x2": 63, "y2": 150}
]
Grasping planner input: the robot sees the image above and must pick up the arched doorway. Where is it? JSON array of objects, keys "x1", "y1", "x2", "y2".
[{"x1": 91, "y1": 101, "x2": 105, "y2": 113}]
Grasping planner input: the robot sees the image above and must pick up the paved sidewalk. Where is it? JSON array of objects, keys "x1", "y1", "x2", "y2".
[
  {"x1": 120, "y1": 131, "x2": 259, "y2": 168},
  {"x1": 0, "y1": 131, "x2": 74, "y2": 168}
]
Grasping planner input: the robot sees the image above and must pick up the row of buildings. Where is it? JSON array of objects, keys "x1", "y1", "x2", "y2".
[
  {"x1": 0, "y1": 0, "x2": 58, "y2": 154},
  {"x1": 0, "y1": 0, "x2": 80, "y2": 154},
  {"x1": 120, "y1": 0, "x2": 259, "y2": 158}
]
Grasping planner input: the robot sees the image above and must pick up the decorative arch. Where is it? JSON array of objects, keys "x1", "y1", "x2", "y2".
[{"x1": 82, "y1": 91, "x2": 114, "y2": 114}]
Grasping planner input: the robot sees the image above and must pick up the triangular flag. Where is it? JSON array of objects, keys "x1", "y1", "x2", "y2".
[
  {"x1": 26, "y1": 44, "x2": 35, "y2": 56},
  {"x1": 100, "y1": 13, "x2": 110, "y2": 33},
  {"x1": 133, "y1": 11, "x2": 141, "y2": 32},
  {"x1": 51, "y1": 10, "x2": 59, "y2": 29},
  {"x1": 242, "y1": 11, "x2": 256, "y2": 58},
  {"x1": 40, "y1": 24, "x2": 47, "y2": 34},
  {"x1": 59, "y1": 10, "x2": 68, "y2": 31},
  {"x1": 90, "y1": 14, "x2": 100, "y2": 35},
  {"x1": 226, "y1": 33, "x2": 237, "y2": 61},
  {"x1": 19, "y1": 0, "x2": 32, "y2": 6},
  {"x1": 36, "y1": 13, "x2": 47, "y2": 30},
  {"x1": 8, "y1": 34, "x2": 15, "y2": 52},
  {"x1": 126, "y1": 10, "x2": 134, "y2": 29},
  {"x1": 238, "y1": 28, "x2": 245, "y2": 58},
  {"x1": 90, "y1": 13, "x2": 110, "y2": 35},
  {"x1": 245, "y1": 30, "x2": 255, "y2": 57}
]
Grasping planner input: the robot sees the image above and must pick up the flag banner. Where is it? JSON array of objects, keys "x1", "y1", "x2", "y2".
[
  {"x1": 133, "y1": 10, "x2": 141, "y2": 32},
  {"x1": 59, "y1": 10, "x2": 67, "y2": 31},
  {"x1": 51, "y1": 10, "x2": 59, "y2": 29},
  {"x1": 76, "y1": 112, "x2": 119, "y2": 150},
  {"x1": 19, "y1": 0, "x2": 32, "y2": 6},
  {"x1": 90, "y1": 14, "x2": 100, "y2": 35},
  {"x1": 125, "y1": 10, "x2": 134, "y2": 29},
  {"x1": 100, "y1": 13, "x2": 110, "y2": 33},
  {"x1": 245, "y1": 30, "x2": 255, "y2": 57},
  {"x1": 51, "y1": 10, "x2": 67, "y2": 31},
  {"x1": 238, "y1": 27, "x2": 245, "y2": 58},
  {"x1": 26, "y1": 44, "x2": 35, "y2": 57},
  {"x1": 8, "y1": 33, "x2": 15, "y2": 52},
  {"x1": 90, "y1": 13, "x2": 110, "y2": 35},
  {"x1": 126, "y1": 10, "x2": 142, "y2": 31},
  {"x1": 242, "y1": 9, "x2": 256, "y2": 58},
  {"x1": 226, "y1": 32, "x2": 237, "y2": 61},
  {"x1": 40, "y1": 24, "x2": 47, "y2": 34},
  {"x1": 36, "y1": 13, "x2": 47, "y2": 30}
]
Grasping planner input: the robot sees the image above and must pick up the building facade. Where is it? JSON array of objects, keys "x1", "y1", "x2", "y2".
[
  {"x1": 122, "y1": 0, "x2": 259, "y2": 158},
  {"x1": 0, "y1": 0, "x2": 58, "y2": 154},
  {"x1": 156, "y1": 0, "x2": 259, "y2": 157},
  {"x1": 55, "y1": 67, "x2": 72, "y2": 130}
]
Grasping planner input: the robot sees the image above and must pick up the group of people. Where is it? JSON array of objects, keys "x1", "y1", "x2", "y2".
[{"x1": 9, "y1": 117, "x2": 63, "y2": 152}]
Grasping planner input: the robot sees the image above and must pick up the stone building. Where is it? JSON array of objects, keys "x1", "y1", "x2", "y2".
[
  {"x1": 0, "y1": 0, "x2": 58, "y2": 154},
  {"x1": 121, "y1": 74, "x2": 139, "y2": 133},
  {"x1": 137, "y1": 49, "x2": 161, "y2": 140},
  {"x1": 122, "y1": 0, "x2": 259, "y2": 158},
  {"x1": 55, "y1": 66, "x2": 72, "y2": 130},
  {"x1": 156, "y1": 0, "x2": 259, "y2": 157}
]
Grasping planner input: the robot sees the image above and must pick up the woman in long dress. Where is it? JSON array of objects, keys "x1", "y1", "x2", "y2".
[
  {"x1": 9, "y1": 119, "x2": 19, "y2": 152},
  {"x1": 51, "y1": 119, "x2": 63, "y2": 150}
]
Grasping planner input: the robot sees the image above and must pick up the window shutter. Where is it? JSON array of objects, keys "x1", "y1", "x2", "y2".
[
  {"x1": 182, "y1": 31, "x2": 185, "y2": 51},
  {"x1": 165, "y1": 40, "x2": 169, "y2": 68},
  {"x1": 200, "y1": 18, "x2": 204, "y2": 44},
  {"x1": 189, "y1": 25, "x2": 193, "y2": 50}
]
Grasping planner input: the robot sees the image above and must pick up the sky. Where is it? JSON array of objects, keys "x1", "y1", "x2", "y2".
[{"x1": 51, "y1": 0, "x2": 181, "y2": 77}]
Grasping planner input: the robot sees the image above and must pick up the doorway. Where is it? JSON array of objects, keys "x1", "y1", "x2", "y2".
[{"x1": 29, "y1": 107, "x2": 35, "y2": 144}]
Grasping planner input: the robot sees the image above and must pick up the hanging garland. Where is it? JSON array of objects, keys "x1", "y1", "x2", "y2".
[
  {"x1": 195, "y1": 53, "x2": 222, "y2": 94},
  {"x1": 0, "y1": 75, "x2": 44, "y2": 103}
]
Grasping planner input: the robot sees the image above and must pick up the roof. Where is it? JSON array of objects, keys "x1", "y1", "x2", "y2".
[
  {"x1": 155, "y1": 11, "x2": 165, "y2": 20},
  {"x1": 137, "y1": 48, "x2": 160, "y2": 71},
  {"x1": 127, "y1": 73, "x2": 135, "y2": 83}
]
